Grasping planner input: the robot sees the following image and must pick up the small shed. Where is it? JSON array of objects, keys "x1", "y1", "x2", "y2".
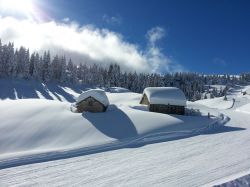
[
  {"x1": 140, "y1": 87, "x2": 187, "y2": 115},
  {"x1": 76, "y1": 89, "x2": 109, "y2": 113}
]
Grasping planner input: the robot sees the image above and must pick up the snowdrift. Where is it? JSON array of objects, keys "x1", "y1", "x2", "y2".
[
  {"x1": 243, "y1": 86, "x2": 250, "y2": 95},
  {"x1": 195, "y1": 97, "x2": 234, "y2": 110}
]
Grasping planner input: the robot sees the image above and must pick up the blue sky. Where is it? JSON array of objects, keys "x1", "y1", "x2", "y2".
[{"x1": 0, "y1": 0, "x2": 250, "y2": 74}]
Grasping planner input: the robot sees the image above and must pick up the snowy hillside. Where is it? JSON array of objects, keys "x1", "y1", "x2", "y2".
[
  {"x1": 0, "y1": 81, "x2": 250, "y2": 186},
  {"x1": 194, "y1": 96, "x2": 234, "y2": 109},
  {"x1": 0, "y1": 90, "x2": 224, "y2": 168},
  {"x1": 0, "y1": 79, "x2": 86, "y2": 102}
]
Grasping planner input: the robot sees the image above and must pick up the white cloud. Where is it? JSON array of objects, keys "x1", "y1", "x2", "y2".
[
  {"x1": 62, "y1": 17, "x2": 70, "y2": 23},
  {"x1": 102, "y1": 14, "x2": 122, "y2": 25},
  {"x1": 147, "y1": 26, "x2": 165, "y2": 45},
  {"x1": 146, "y1": 26, "x2": 184, "y2": 72},
  {"x1": 0, "y1": 17, "x2": 183, "y2": 73}
]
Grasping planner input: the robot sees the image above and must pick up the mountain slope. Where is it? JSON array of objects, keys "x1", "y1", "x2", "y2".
[{"x1": 0, "y1": 80, "x2": 250, "y2": 186}]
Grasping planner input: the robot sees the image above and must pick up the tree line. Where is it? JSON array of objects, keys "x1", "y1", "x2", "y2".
[{"x1": 0, "y1": 40, "x2": 249, "y2": 101}]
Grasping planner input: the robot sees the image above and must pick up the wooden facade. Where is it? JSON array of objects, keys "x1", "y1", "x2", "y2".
[
  {"x1": 140, "y1": 94, "x2": 149, "y2": 105},
  {"x1": 140, "y1": 93, "x2": 185, "y2": 115},
  {"x1": 149, "y1": 104, "x2": 185, "y2": 115},
  {"x1": 76, "y1": 96, "x2": 107, "y2": 113}
]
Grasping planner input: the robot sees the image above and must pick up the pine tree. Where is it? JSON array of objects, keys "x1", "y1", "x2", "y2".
[
  {"x1": 67, "y1": 59, "x2": 77, "y2": 83},
  {"x1": 60, "y1": 56, "x2": 67, "y2": 83},
  {"x1": 29, "y1": 53, "x2": 35, "y2": 77},
  {"x1": 42, "y1": 51, "x2": 50, "y2": 82},
  {"x1": 0, "y1": 42, "x2": 14, "y2": 77},
  {"x1": 33, "y1": 53, "x2": 41, "y2": 80},
  {"x1": 23, "y1": 49, "x2": 30, "y2": 79},
  {"x1": 50, "y1": 55, "x2": 60, "y2": 81}
]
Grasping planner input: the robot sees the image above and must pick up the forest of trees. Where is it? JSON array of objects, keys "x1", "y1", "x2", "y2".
[{"x1": 0, "y1": 40, "x2": 250, "y2": 101}]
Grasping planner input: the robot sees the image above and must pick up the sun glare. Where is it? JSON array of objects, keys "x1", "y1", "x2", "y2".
[{"x1": 0, "y1": 0, "x2": 37, "y2": 20}]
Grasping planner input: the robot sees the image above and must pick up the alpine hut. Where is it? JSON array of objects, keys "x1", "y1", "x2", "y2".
[
  {"x1": 76, "y1": 89, "x2": 109, "y2": 113},
  {"x1": 140, "y1": 87, "x2": 186, "y2": 115}
]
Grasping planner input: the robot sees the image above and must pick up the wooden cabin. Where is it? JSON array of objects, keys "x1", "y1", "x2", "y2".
[
  {"x1": 76, "y1": 89, "x2": 109, "y2": 113},
  {"x1": 140, "y1": 87, "x2": 186, "y2": 115}
]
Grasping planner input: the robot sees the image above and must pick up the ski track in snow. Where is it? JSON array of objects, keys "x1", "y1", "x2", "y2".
[{"x1": 0, "y1": 84, "x2": 250, "y2": 186}]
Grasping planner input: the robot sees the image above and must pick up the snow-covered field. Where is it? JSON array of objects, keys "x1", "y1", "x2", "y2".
[
  {"x1": 0, "y1": 80, "x2": 250, "y2": 186},
  {"x1": 236, "y1": 103, "x2": 250, "y2": 114},
  {"x1": 0, "y1": 83, "x2": 223, "y2": 168},
  {"x1": 194, "y1": 96, "x2": 234, "y2": 110}
]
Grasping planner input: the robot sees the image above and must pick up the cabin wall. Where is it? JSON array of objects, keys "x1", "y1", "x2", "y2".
[
  {"x1": 140, "y1": 94, "x2": 149, "y2": 105},
  {"x1": 77, "y1": 97, "x2": 107, "y2": 113},
  {"x1": 149, "y1": 104, "x2": 185, "y2": 115}
]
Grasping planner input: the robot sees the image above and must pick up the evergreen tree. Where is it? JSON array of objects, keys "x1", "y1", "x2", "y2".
[
  {"x1": 42, "y1": 51, "x2": 50, "y2": 82},
  {"x1": 60, "y1": 56, "x2": 67, "y2": 83},
  {"x1": 33, "y1": 53, "x2": 41, "y2": 80}
]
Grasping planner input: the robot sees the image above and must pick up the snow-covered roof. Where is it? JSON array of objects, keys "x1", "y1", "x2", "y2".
[
  {"x1": 76, "y1": 89, "x2": 109, "y2": 106},
  {"x1": 142, "y1": 87, "x2": 186, "y2": 106}
]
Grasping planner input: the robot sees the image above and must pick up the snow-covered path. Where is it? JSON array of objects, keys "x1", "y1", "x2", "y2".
[{"x1": 0, "y1": 106, "x2": 250, "y2": 186}]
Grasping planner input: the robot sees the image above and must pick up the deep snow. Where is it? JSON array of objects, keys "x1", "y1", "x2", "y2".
[
  {"x1": 0, "y1": 90, "x2": 222, "y2": 168},
  {"x1": 0, "y1": 80, "x2": 250, "y2": 186},
  {"x1": 0, "y1": 105, "x2": 249, "y2": 186}
]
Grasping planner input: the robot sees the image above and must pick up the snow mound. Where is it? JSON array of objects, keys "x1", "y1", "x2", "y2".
[
  {"x1": 195, "y1": 97, "x2": 234, "y2": 110},
  {"x1": 243, "y1": 86, "x2": 250, "y2": 95},
  {"x1": 236, "y1": 103, "x2": 250, "y2": 114},
  {"x1": 141, "y1": 87, "x2": 186, "y2": 106},
  {"x1": 76, "y1": 89, "x2": 109, "y2": 106}
]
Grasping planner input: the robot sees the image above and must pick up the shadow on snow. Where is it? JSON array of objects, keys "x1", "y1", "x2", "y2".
[
  {"x1": 0, "y1": 78, "x2": 92, "y2": 102},
  {"x1": 82, "y1": 105, "x2": 138, "y2": 140}
]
